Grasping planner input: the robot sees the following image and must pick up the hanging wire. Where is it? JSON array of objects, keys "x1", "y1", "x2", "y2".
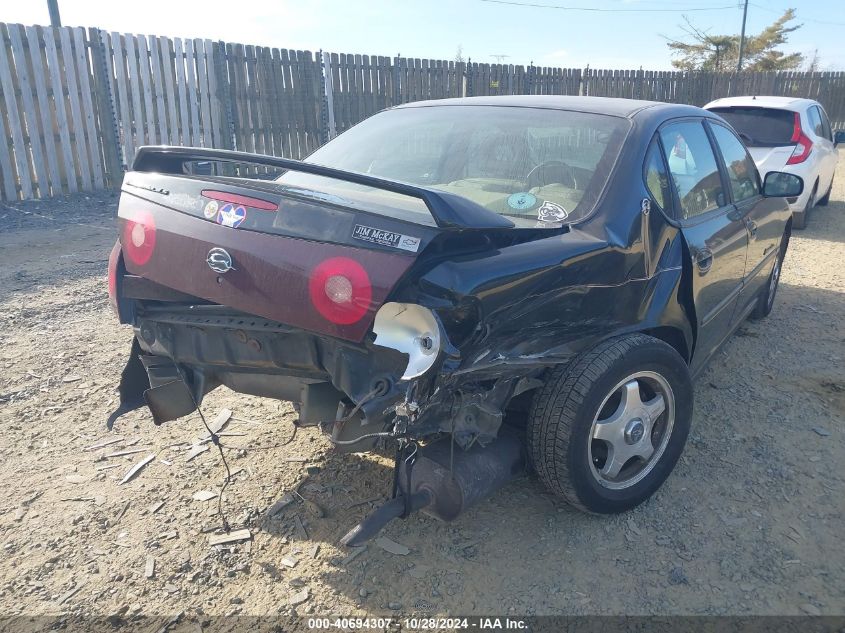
[{"x1": 162, "y1": 365, "x2": 389, "y2": 531}]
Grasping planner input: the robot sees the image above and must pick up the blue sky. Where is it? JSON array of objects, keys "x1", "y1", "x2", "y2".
[{"x1": 3, "y1": 0, "x2": 844, "y2": 70}]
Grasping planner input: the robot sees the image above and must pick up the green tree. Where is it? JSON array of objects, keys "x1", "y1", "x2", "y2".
[{"x1": 666, "y1": 9, "x2": 803, "y2": 72}]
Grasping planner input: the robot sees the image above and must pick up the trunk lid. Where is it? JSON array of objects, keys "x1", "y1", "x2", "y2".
[
  {"x1": 118, "y1": 173, "x2": 441, "y2": 343},
  {"x1": 118, "y1": 146, "x2": 520, "y2": 343}
]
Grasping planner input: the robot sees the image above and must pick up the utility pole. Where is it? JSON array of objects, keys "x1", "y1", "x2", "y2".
[
  {"x1": 47, "y1": 0, "x2": 61, "y2": 27},
  {"x1": 736, "y1": 0, "x2": 748, "y2": 72}
]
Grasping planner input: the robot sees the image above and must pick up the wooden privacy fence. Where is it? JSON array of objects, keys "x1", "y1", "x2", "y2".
[
  {"x1": 2, "y1": 21, "x2": 845, "y2": 202},
  {"x1": 0, "y1": 24, "x2": 109, "y2": 201}
]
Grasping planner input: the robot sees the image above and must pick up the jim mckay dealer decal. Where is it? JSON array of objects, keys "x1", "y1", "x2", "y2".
[{"x1": 352, "y1": 224, "x2": 421, "y2": 252}]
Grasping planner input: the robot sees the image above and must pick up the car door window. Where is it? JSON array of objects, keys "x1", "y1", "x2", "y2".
[
  {"x1": 808, "y1": 106, "x2": 825, "y2": 138},
  {"x1": 817, "y1": 106, "x2": 833, "y2": 141},
  {"x1": 659, "y1": 121, "x2": 724, "y2": 219},
  {"x1": 644, "y1": 138, "x2": 672, "y2": 215},
  {"x1": 709, "y1": 123, "x2": 761, "y2": 204}
]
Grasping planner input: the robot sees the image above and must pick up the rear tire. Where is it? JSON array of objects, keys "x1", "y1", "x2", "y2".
[
  {"x1": 527, "y1": 334, "x2": 692, "y2": 514},
  {"x1": 817, "y1": 178, "x2": 832, "y2": 206},
  {"x1": 750, "y1": 230, "x2": 788, "y2": 320},
  {"x1": 794, "y1": 184, "x2": 817, "y2": 230}
]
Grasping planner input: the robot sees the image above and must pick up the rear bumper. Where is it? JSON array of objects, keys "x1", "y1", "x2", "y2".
[
  {"x1": 146, "y1": 306, "x2": 407, "y2": 414},
  {"x1": 109, "y1": 300, "x2": 412, "y2": 434},
  {"x1": 109, "y1": 279, "x2": 550, "y2": 450},
  {"x1": 786, "y1": 185, "x2": 813, "y2": 213}
]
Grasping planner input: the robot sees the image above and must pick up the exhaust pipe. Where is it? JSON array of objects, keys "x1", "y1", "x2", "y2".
[{"x1": 340, "y1": 431, "x2": 525, "y2": 546}]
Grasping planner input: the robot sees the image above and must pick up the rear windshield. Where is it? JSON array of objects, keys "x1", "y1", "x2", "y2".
[
  {"x1": 708, "y1": 107, "x2": 796, "y2": 147},
  {"x1": 278, "y1": 105, "x2": 629, "y2": 227}
]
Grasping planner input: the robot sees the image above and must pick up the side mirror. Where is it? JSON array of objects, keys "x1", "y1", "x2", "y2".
[
  {"x1": 834, "y1": 130, "x2": 845, "y2": 146},
  {"x1": 762, "y1": 171, "x2": 804, "y2": 198}
]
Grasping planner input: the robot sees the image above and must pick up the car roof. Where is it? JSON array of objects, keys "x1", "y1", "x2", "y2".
[
  {"x1": 704, "y1": 95, "x2": 818, "y2": 111},
  {"x1": 393, "y1": 95, "x2": 705, "y2": 119}
]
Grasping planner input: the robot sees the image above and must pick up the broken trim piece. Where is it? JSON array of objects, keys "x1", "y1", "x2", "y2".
[{"x1": 372, "y1": 303, "x2": 442, "y2": 380}]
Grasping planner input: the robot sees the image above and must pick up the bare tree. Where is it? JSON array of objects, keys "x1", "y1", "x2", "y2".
[
  {"x1": 803, "y1": 49, "x2": 821, "y2": 72},
  {"x1": 666, "y1": 9, "x2": 803, "y2": 72}
]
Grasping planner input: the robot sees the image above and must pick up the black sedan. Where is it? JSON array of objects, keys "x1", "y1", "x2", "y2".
[{"x1": 108, "y1": 96, "x2": 803, "y2": 544}]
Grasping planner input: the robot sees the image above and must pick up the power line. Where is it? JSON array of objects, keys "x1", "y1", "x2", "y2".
[{"x1": 479, "y1": 0, "x2": 739, "y2": 12}]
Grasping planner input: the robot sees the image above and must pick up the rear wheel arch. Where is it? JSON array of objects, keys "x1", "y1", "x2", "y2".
[
  {"x1": 809, "y1": 178, "x2": 819, "y2": 204},
  {"x1": 674, "y1": 235, "x2": 700, "y2": 361},
  {"x1": 641, "y1": 326, "x2": 690, "y2": 364}
]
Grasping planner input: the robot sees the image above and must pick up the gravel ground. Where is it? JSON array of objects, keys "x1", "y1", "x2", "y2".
[{"x1": 0, "y1": 158, "x2": 843, "y2": 626}]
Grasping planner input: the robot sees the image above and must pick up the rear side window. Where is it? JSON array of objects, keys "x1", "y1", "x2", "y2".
[
  {"x1": 659, "y1": 121, "x2": 725, "y2": 219},
  {"x1": 814, "y1": 106, "x2": 833, "y2": 140},
  {"x1": 808, "y1": 106, "x2": 824, "y2": 138},
  {"x1": 708, "y1": 107, "x2": 795, "y2": 147},
  {"x1": 644, "y1": 139, "x2": 671, "y2": 214},
  {"x1": 819, "y1": 108, "x2": 833, "y2": 140},
  {"x1": 710, "y1": 124, "x2": 760, "y2": 203}
]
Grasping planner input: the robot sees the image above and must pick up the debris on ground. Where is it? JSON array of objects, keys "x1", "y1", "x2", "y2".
[
  {"x1": 208, "y1": 529, "x2": 251, "y2": 547},
  {"x1": 56, "y1": 582, "x2": 86, "y2": 605},
  {"x1": 192, "y1": 490, "x2": 218, "y2": 502},
  {"x1": 208, "y1": 408, "x2": 233, "y2": 434},
  {"x1": 185, "y1": 444, "x2": 209, "y2": 462},
  {"x1": 289, "y1": 587, "x2": 310, "y2": 606},
  {"x1": 85, "y1": 437, "x2": 124, "y2": 451},
  {"x1": 102, "y1": 447, "x2": 147, "y2": 459},
  {"x1": 119, "y1": 454, "x2": 156, "y2": 484},
  {"x1": 145, "y1": 556, "x2": 155, "y2": 579},
  {"x1": 266, "y1": 493, "x2": 295, "y2": 517},
  {"x1": 341, "y1": 546, "x2": 367, "y2": 567},
  {"x1": 376, "y1": 536, "x2": 410, "y2": 556}
]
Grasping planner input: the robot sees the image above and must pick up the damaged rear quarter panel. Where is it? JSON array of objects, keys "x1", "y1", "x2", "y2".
[
  {"x1": 418, "y1": 224, "x2": 688, "y2": 375},
  {"x1": 402, "y1": 209, "x2": 690, "y2": 441}
]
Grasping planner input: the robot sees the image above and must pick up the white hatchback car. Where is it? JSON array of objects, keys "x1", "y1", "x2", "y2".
[{"x1": 704, "y1": 96, "x2": 842, "y2": 228}]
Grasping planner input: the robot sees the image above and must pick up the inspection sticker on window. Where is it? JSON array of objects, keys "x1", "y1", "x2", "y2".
[{"x1": 352, "y1": 224, "x2": 421, "y2": 252}]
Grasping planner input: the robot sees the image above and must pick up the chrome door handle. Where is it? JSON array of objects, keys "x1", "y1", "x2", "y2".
[{"x1": 695, "y1": 249, "x2": 713, "y2": 274}]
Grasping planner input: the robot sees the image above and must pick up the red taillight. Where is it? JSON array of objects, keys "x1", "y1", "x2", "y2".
[
  {"x1": 308, "y1": 257, "x2": 372, "y2": 325},
  {"x1": 787, "y1": 112, "x2": 812, "y2": 165},
  {"x1": 108, "y1": 240, "x2": 121, "y2": 317},
  {"x1": 122, "y1": 210, "x2": 156, "y2": 266},
  {"x1": 201, "y1": 189, "x2": 278, "y2": 211}
]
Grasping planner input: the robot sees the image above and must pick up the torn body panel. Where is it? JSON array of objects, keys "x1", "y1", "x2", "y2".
[{"x1": 388, "y1": 222, "x2": 692, "y2": 447}]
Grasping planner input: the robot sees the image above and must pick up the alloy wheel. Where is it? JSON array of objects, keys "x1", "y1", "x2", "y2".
[{"x1": 588, "y1": 371, "x2": 676, "y2": 490}]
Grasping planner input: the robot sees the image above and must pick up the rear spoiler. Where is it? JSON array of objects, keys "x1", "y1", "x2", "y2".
[{"x1": 132, "y1": 146, "x2": 514, "y2": 230}]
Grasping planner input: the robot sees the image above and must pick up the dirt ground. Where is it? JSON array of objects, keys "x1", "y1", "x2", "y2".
[{"x1": 0, "y1": 158, "x2": 843, "y2": 627}]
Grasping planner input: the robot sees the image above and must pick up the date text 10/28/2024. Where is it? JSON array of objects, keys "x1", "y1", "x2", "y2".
[{"x1": 307, "y1": 617, "x2": 529, "y2": 630}]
